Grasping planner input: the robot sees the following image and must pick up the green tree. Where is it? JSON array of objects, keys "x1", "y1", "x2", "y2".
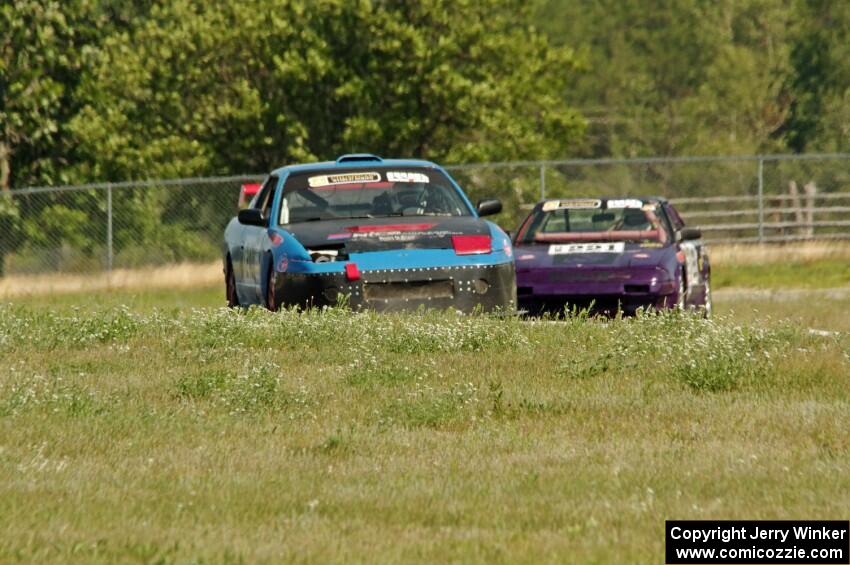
[
  {"x1": 0, "y1": 1, "x2": 93, "y2": 274},
  {"x1": 71, "y1": 0, "x2": 585, "y2": 181},
  {"x1": 0, "y1": 1, "x2": 90, "y2": 192},
  {"x1": 61, "y1": 0, "x2": 586, "y2": 253},
  {"x1": 534, "y1": 0, "x2": 795, "y2": 158},
  {"x1": 782, "y1": 0, "x2": 850, "y2": 152},
  {"x1": 0, "y1": 196, "x2": 23, "y2": 276}
]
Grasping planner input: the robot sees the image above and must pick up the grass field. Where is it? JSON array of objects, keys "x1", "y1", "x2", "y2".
[
  {"x1": 713, "y1": 259, "x2": 850, "y2": 290},
  {"x1": 1, "y1": 305, "x2": 848, "y2": 563},
  {"x1": 717, "y1": 292, "x2": 850, "y2": 333},
  {"x1": 1, "y1": 249, "x2": 849, "y2": 563},
  {"x1": 709, "y1": 242, "x2": 850, "y2": 290}
]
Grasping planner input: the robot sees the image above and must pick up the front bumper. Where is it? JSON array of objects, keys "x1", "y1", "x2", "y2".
[
  {"x1": 516, "y1": 267, "x2": 678, "y2": 315},
  {"x1": 275, "y1": 261, "x2": 516, "y2": 313}
]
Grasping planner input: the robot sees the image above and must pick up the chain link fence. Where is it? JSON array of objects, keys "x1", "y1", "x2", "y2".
[
  {"x1": 448, "y1": 153, "x2": 850, "y2": 242},
  {"x1": 3, "y1": 153, "x2": 850, "y2": 277},
  {"x1": 2, "y1": 176, "x2": 261, "y2": 277}
]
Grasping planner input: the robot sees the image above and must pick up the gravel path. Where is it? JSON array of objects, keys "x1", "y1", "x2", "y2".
[{"x1": 716, "y1": 286, "x2": 850, "y2": 301}]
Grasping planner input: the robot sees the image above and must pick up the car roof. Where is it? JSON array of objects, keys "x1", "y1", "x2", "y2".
[{"x1": 270, "y1": 154, "x2": 440, "y2": 177}]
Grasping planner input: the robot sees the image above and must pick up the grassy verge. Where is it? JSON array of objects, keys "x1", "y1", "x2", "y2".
[
  {"x1": 708, "y1": 241, "x2": 850, "y2": 289},
  {"x1": 715, "y1": 292, "x2": 850, "y2": 333},
  {"x1": 9, "y1": 283, "x2": 224, "y2": 312},
  {"x1": 0, "y1": 262, "x2": 221, "y2": 299},
  {"x1": 0, "y1": 305, "x2": 848, "y2": 563},
  {"x1": 712, "y1": 258, "x2": 850, "y2": 290}
]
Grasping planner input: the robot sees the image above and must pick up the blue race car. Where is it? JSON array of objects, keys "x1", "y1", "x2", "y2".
[{"x1": 223, "y1": 154, "x2": 516, "y2": 312}]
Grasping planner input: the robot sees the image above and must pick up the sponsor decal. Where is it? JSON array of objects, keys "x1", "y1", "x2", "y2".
[
  {"x1": 542, "y1": 199, "x2": 601, "y2": 212},
  {"x1": 548, "y1": 242, "x2": 626, "y2": 255},
  {"x1": 607, "y1": 198, "x2": 644, "y2": 209},
  {"x1": 351, "y1": 229, "x2": 462, "y2": 243},
  {"x1": 517, "y1": 253, "x2": 536, "y2": 260},
  {"x1": 345, "y1": 223, "x2": 435, "y2": 233},
  {"x1": 308, "y1": 172, "x2": 381, "y2": 188},
  {"x1": 641, "y1": 242, "x2": 663, "y2": 248},
  {"x1": 327, "y1": 232, "x2": 352, "y2": 240},
  {"x1": 387, "y1": 171, "x2": 429, "y2": 183},
  {"x1": 277, "y1": 254, "x2": 289, "y2": 273}
]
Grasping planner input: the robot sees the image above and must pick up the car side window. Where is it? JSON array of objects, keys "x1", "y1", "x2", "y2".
[
  {"x1": 251, "y1": 177, "x2": 273, "y2": 209},
  {"x1": 254, "y1": 176, "x2": 278, "y2": 220},
  {"x1": 664, "y1": 203, "x2": 686, "y2": 231}
]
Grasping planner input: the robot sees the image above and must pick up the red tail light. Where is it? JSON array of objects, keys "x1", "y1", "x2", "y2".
[{"x1": 452, "y1": 235, "x2": 491, "y2": 255}]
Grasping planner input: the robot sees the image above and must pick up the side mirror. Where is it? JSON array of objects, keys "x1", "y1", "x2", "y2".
[
  {"x1": 678, "y1": 227, "x2": 702, "y2": 241},
  {"x1": 238, "y1": 208, "x2": 267, "y2": 227},
  {"x1": 476, "y1": 198, "x2": 502, "y2": 217}
]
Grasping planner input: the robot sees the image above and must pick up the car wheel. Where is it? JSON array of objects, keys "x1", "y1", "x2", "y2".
[
  {"x1": 225, "y1": 258, "x2": 239, "y2": 308},
  {"x1": 266, "y1": 268, "x2": 279, "y2": 312}
]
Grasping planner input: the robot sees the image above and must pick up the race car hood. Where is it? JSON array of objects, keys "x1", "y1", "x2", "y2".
[
  {"x1": 514, "y1": 241, "x2": 675, "y2": 271},
  {"x1": 283, "y1": 216, "x2": 490, "y2": 253}
]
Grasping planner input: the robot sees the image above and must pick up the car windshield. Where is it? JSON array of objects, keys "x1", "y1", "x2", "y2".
[
  {"x1": 517, "y1": 199, "x2": 670, "y2": 244},
  {"x1": 278, "y1": 167, "x2": 471, "y2": 224}
]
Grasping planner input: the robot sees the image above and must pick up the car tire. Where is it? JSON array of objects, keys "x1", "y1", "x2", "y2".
[
  {"x1": 266, "y1": 267, "x2": 279, "y2": 312},
  {"x1": 225, "y1": 257, "x2": 239, "y2": 308}
]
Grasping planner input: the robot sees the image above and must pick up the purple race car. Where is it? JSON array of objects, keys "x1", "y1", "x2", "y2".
[{"x1": 513, "y1": 197, "x2": 711, "y2": 316}]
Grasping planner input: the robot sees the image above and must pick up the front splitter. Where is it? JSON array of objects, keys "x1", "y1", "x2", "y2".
[{"x1": 274, "y1": 262, "x2": 516, "y2": 313}]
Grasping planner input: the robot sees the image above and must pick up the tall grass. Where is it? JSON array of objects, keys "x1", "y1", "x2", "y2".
[{"x1": 1, "y1": 304, "x2": 848, "y2": 562}]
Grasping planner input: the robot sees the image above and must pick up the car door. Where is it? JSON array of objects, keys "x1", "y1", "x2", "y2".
[
  {"x1": 227, "y1": 217, "x2": 248, "y2": 299},
  {"x1": 236, "y1": 176, "x2": 273, "y2": 302},
  {"x1": 242, "y1": 176, "x2": 278, "y2": 303},
  {"x1": 664, "y1": 202, "x2": 705, "y2": 292}
]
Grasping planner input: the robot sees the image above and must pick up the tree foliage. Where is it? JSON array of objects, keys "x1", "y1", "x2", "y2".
[
  {"x1": 0, "y1": 0, "x2": 85, "y2": 192},
  {"x1": 4, "y1": 0, "x2": 850, "y2": 275},
  {"x1": 782, "y1": 0, "x2": 850, "y2": 152},
  {"x1": 3, "y1": 0, "x2": 850, "y2": 189},
  {"x1": 69, "y1": 0, "x2": 584, "y2": 182},
  {"x1": 534, "y1": 0, "x2": 850, "y2": 157},
  {"x1": 0, "y1": 196, "x2": 23, "y2": 276},
  {"x1": 2, "y1": 0, "x2": 588, "y2": 274}
]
